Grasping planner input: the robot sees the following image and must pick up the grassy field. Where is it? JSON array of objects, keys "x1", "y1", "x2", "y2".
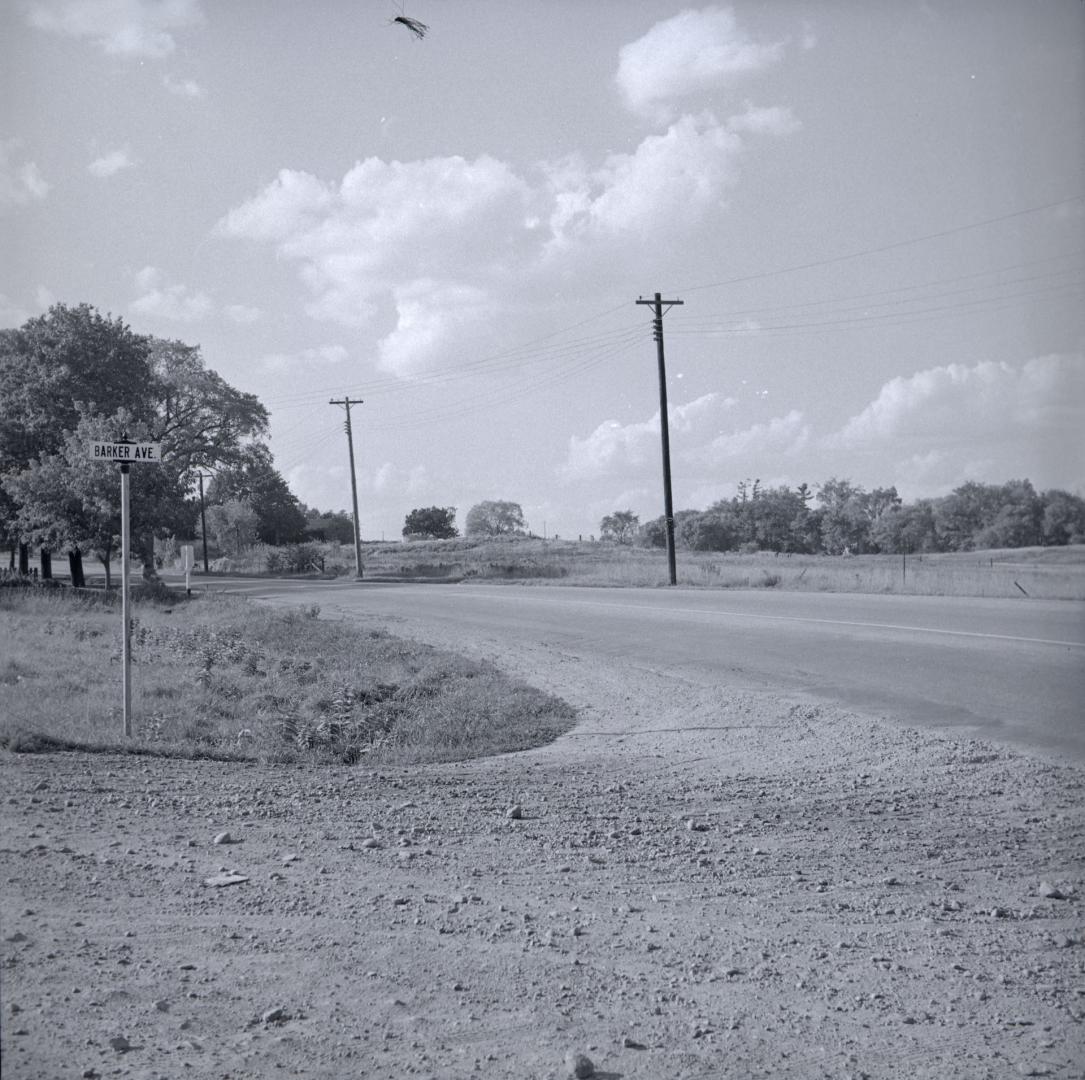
[
  {"x1": 0, "y1": 585, "x2": 575, "y2": 764},
  {"x1": 281, "y1": 538, "x2": 1085, "y2": 600},
  {"x1": 9, "y1": 539, "x2": 1085, "y2": 600}
]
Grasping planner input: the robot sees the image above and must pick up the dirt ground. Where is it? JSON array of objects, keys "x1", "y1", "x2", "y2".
[{"x1": 2, "y1": 612, "x2": 1084, "y2": 1079}]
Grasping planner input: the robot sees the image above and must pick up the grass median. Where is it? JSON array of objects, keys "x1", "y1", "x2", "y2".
[{"x1": 0, "y1": 583, "x2": 576, "y2": 765}]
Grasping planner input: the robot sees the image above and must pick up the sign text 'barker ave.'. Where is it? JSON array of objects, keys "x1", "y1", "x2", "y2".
[{"x1": 90, "y1": 442, "x2": 163, "y2": 463}]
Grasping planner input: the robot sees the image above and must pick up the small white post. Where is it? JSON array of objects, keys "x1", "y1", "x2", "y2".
[{"x1": 120, "y1": 462, "x2": 132, "y2": 737}]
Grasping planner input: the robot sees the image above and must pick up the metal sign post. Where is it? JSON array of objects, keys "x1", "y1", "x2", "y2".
[
  {"x1": 120, "y1": 461, "x2": 132, "y2": 736},
  {"x1": 89, "y1": 438, "x2": 163, "y2": 736}
]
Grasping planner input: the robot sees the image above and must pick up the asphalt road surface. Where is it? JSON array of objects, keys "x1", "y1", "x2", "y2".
[{"x1": 208, "y1": 578, "x2": 1085, "y2": 764}]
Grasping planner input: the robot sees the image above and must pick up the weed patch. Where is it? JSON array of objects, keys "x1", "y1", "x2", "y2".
[{"x1": 0, "y1": 586, "x2": 576, "y2": 765}]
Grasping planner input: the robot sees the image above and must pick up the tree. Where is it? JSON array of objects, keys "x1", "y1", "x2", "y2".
[
  {"x1": 206, "y1": 448, "x2": 305, "y2": 546},
  {"x1": 304, "y1": 507, "x2": 356, "y2": 544},
  {"x1": 6, "y1": 410, "x2": 193, "y2": 587},
  {"x1": 203, "y1": 499, "x2": 259, "y2": 555},
  {"x1": 599, "y1": 510, "x2": 639, "y2": 544},
  {"x1": 403, "y1": 506, "x2": 458, "y2": 539},
  {"x1": 1040, "y1": 489, "x2": 1085, "y2": 546},
  {"x1": 0, "y1": 304, "x2": 156, "y2": 580},
  {"x1": 0, "y1": 309, "x2": 271, "y2": 579},
  {"x1": 817, "y1": 478, "x2": 874, "y2": 554},
  {"x1": 933, "y1": 481, "x2": 1003, "y2": 551},
  {"x1": 464, "y1": 500, "x2": 527, "y2": 537}
]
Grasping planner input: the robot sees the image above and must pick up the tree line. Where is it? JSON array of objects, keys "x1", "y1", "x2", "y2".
[{"x1": 620, "y1": 477, "x2": 1085, "y2": 555}]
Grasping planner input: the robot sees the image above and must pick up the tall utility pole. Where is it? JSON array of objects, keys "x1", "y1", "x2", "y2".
[
  {"x1": 196, "y1": 472, "x2": 211, "y2": 573},
  {"x1": 329, "y1": 398, "x2": 364, "y2": 579},
  {"x1": 636, "y1": 292, "x2": 684, "y2": 586}
]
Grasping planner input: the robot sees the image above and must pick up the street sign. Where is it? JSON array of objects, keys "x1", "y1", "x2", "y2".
[
  {"x1": 87, "y1": 437, "x2": 164, "y2": 737},
  {"x1": 90, "y1": 441, "x2": 162, "y2": 463}
]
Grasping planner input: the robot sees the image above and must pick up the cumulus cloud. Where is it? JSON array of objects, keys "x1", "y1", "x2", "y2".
[
  {"x1": 130, "y1": 265, "x2": 212, "y2": 322},
  {"x1": 218, "y1": 154, "x2": 531, "y2": 344},
  {"x1": 163, "y1": 73, "x2": 205, "y2": 98},
  {"x1": 830, "y1": 356, "x2": 1085, "y2": 449},
  {"x1": 616, "y1": 6, "x2": 785, "y2": 119},
  {"x1": 826, "y1": 356, "x2": 1085, "y2": 495},
  {"x1": 564, "y1": 393, "x2": 731, "y2": 480},
  {"x1": 0, "y1": 140, "x2": 49, "y2": 207},
  {"x1": 726, "y1": 103, "x2": 801, "y2": 136},
  {"x1": 224, "y1": 303, "x2": 262, "y2": 324},
  {"x1": 378, "y1": 280, "x2": 496, "y2": 378},
  {"x1": 700, "y1": 409, "x2": 810, "y2": 463},
  {"x1": 546, "y1": 113, "x2": 744, "y2": 249},
  {"x1": 258, "y1": 344, "x2": 348, "y2": 372},
  {"x1": 88, "y1": 147, "x2": 136, "y2": 178},
  {"x1": 26, "y1": 0, "x2": 204, "y2": 59}
]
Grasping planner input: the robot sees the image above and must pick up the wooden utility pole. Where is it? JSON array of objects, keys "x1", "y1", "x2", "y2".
[
  {"x1": 636, "y1": 292, "x2": 684, "y2": 586},
  {"x1": 329, "y1": 398, "x2": 365, "y2": 579},
  {"x1": 196, "y1": 472, "x2": 211, "y2": 573}
]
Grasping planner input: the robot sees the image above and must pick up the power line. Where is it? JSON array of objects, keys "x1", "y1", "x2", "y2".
[{"x1": 674, "y1": 194, "x2": 1084, "y2": 297}]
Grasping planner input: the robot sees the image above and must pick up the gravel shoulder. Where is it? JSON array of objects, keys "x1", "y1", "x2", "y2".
[{"x1": 2, "y1": 609, "x2": 1084, "y2": 1079}]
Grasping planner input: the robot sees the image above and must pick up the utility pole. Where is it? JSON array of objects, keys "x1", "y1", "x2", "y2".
[
  {"x1": 330, "y1": 398, "x2": 364, "y2": 579},
  {"x1": 636, "y1": 292, "x2": 684, "y2": 586},
  {"x1": 196, "y1": 472, "x2": 211, "y2": 573}
]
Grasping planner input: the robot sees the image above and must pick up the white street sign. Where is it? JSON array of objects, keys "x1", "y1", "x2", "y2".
[{"x1": 90, "y1": 441, "x2": 162, "y2": 463}]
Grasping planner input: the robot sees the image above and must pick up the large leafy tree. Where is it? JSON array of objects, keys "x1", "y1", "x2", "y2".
[
  {"x1": 205, "y1": 447, "x2": 305, "y2": 546},
  {"x1": 1, "y1": 307, "x2": 271, "y2": 578},
  {"x1": 6, "y1": 410, "x2": 193, "y2": 587},
  {"x1": 464, "y1": 500, "x2": 527, "y2": 537},
  {"x1": 403, "y1": 506, "x2": 458, "y2": 539}
]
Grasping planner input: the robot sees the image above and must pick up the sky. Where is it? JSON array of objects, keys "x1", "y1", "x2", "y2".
[{"x1": 2, "y1": 0, "x2": 1083, "y2": 541}]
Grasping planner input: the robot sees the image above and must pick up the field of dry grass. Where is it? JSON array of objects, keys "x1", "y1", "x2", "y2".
[
  {"x1": 340, "y1": 538, "x2": 1085, "y2": 600},
  {"x1": 0, "y1": 585, "x2": 575, "y2": 764}
]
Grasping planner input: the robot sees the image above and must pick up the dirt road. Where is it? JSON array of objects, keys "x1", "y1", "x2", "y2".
[{"x1": 2, "y1": 608, "x2": 1084, "y2": 1078}]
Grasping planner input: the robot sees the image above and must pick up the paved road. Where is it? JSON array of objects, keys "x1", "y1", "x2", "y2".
[{"x1": 207, "y1": 578, "x2": 1085, "y2": 763}]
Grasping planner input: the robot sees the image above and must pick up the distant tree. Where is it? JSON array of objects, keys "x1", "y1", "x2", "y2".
[
  {"x1": 403, "y1": 506, "x2": 458, "y2": 539},
  {"x1": 870, "y1": 500, "x2": 942, "y2": 553},
  {"x1": 203, "y1": 499, "x2": 259, "y2": 555},
  {"x1": 205, "y1": 448, "x2": 305, "y2": 546},
  {"x1": 817, "y1": 478, "x2": 874, "y2": 554},
  {"x1": 304, "y1": 507, "x2": 356, "y2": 544},
  {"x1": 599, "y1": 510, "x2": 639, "y2": 544},
  {"x1": 465, "y1": 500, "x2": 526, "y2": 537},
  {"x1": 971, "y1": 479, "x2": 1043, "y2": 550},
  {"x1": 1040, "y1": 489, "x2": 1085, "y2": 545},
  {"x1": 679, "y1": 508, "x2": 739, "y2": 552},
  {"x1": 637, "y1": 515, "x2": 668, "y2": 548},
  {"x1": 933, "y1": 481, "x2": 1004, "y2": 551}
]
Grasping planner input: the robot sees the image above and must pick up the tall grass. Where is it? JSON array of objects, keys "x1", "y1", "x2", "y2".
[
  {"x1": 0, "y1": 585, "x2": 575, "y2": 764},
  {"x1": 356, "y1": 539, "x2": 1085, "y2": 600}
]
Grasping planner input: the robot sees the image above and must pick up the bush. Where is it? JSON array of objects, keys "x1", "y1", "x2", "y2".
[{"x1": 266, "y1": 543, "x2": 325, "y2": 575}]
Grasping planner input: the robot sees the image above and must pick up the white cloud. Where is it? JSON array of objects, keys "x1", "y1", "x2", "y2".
[
  {"x1": 259, "y1": 344, "x2": 348, "y2": 372},
  {"x1": 0, "y1": 140, "x2": 49, "y2": 207},
  {"x1": 88, "y1": 147, "x2": 136, "y2": 178},
  {"x1": 826, "y1": 356, "x2": 1085, "y2": 496},
  {"x1": 163, "y1": 73, "x2": 205, "y2": 98},
  {"x1": 726, "y1": 103, "x2": 801, "y2": 136},
  {"x1": 700, "y1": 409, "x2": 810, "y2": 463},
  {"x1": 830, "y1": 356, "x2": 1085, "y2": 450},
  {"x1": 27, "y1": 0, "x2": 204, "y2": 59},
  {"x1": 224, "y1": 303, "x2": 262, "y2": 324},
  {"x1": 377, "y1": 280, "x2": 495, "y2": 378},
  {"x1": 616, "y1": 6, "x2": 785, "y2": 119},
  {"x1": 546, "y1": 114, "x2": 744, "y2": 248},
  {"x1": 564, "y1": 393, "x2": 730, "y2": 480},
  {"x1": 130, "y1": 265, "x2": 212, "y2": 322},
  {"x1": 217, "y1": 22, "x2": 800, "y2": 377}
]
